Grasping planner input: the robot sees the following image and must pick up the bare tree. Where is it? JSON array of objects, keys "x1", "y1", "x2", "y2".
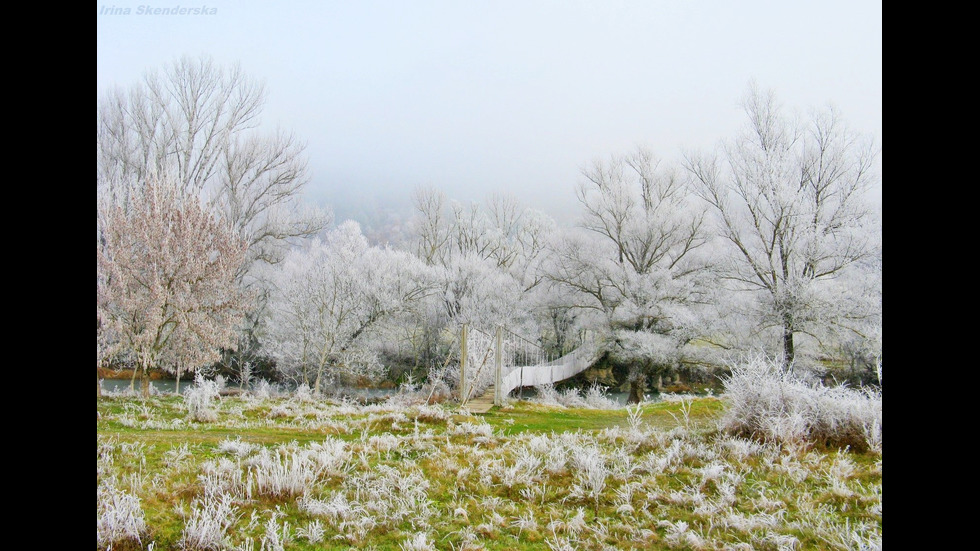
[
  {"x1": 97, "y1": 54, "x2": 329, "y2": 284},
  {"x1": 411, "y1": 187, "x2": 555, "y2": 283},
  {"x1": 97, "y1": 176, "x2": 252, "y2": 398},
  {"x1": 411, "y1": 186, "x2": 452, "y2": 266},
  {"x1": 578, "y1": 146, "x2": 708, "y2": 275},
  {"x1": 685, "y1": 84, "x2": 879, "y2": 367}
]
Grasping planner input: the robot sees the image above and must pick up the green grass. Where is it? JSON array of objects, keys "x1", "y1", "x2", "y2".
[
  {"x1": 97, "y1": 391, "x2": 881, "y2": 550},
  {"x1": 482, "y1": 398, "x2": 725, "y2": 434}
]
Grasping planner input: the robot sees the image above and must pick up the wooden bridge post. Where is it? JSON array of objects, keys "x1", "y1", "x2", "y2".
[
  {"x1": 460, "y1": 323, "x2": 468, "y2": 404},
  {"x1": 494, "y1": 326, "x2": 503, "y2": 406}
]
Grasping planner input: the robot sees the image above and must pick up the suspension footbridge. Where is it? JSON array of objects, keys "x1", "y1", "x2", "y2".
[{"x1": 458, "y1": 325, "x2": 600, "y2": 413}]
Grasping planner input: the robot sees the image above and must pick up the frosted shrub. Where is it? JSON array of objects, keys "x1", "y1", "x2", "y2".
[
  {"x1": 452, "y1": 421, "x2": 495, "y2": 440},
  {"x1": 528, "y1": 383, "x2": 620, "y2": 409},
  {"x1": 399, "y1": 532, "x2": 436, "y2": 551},
  {"x1": 307, "y1": 438, "x2": 352, "y2": 475},
  {"x1": 252, "y1": 448, "x2": 319, "y2": 498},
  {"x1": 250, "y1": 379, "x2": 283, "y2": 399},
  {"x1": 385, "y1": 390, "x2": 426, "y2": 408},
  {"x1": 584, "y1": 384, "x2": 620, "y2": 409},
  {"x1": 531, "y1": 384, "x2": 562, "y2": 407},
  {"x1": 862, "y1": 418, "x2": 882, "y2": 454},
  {"x1": 180, "y1": 492, "x2": 238, "y2": 550},
  {"x1": 292, "y1": 383, "x2": 316, "y2": 402},
  {"x1": 199, "y1": 458, "x2": 251, "y2": 500},
  {"x1": 259, "y1": 516, "x2": 291, "y2": 551},
  {"x1": 184, "y1": 373, "x2": 221, "y2": 423},
  {"x1": 720, "y1": 355, "x2": 882, "y2": 450},
  {"x1": 569, "y1": 445, "x2": 608, "y2": 506},
  {"x1": 217, "y1": 438, "x2": 258, "y2": 458},
  {"x1": 97, "y1": 480, "x2": 146, "y2": 549},
  {"x1": 559, "y1": 387, "x2": 589, "y2": 408},
  {"x1": 295, "y1": 520, "x2": 325, "y2": 544},
  {"x1": 420, "y1": 364, "x2": 455, "y2": 404}
]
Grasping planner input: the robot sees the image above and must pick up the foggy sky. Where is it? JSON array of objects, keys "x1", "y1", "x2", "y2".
[{"x1": 97, "y1": 0, "x2": 882, "y2": 225}]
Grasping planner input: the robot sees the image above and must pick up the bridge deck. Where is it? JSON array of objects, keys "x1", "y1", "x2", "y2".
[
  {"x1": 463, "y1": 386, "x2": 496, "y2": 414},
  {"x1": 462, "y1": 345, "x2": 598, "y2": 412}
]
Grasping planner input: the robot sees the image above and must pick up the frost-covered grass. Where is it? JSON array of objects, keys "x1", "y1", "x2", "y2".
[{"x1": 98, "y1": 389, "x2": 880, "y2": 550}]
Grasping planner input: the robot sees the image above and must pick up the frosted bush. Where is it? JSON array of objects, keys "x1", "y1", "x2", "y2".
[
  {"x1": 531, "y1": 384, "x2": 562, "y2": 407},
  {"x1": 292, "y1": 383, "x2": 316, "y2": 402},
  {"x1": 528, "y1": 383, "x2": 621, "y2": 409},
  {"x1": 386, "y1": 390, "x2": 428, "y2": 408},
  {"x1": 295, "y1": 520, "x2": 325, "y2": 544},
  {"x1": 217, "y1": 438, "x2": 258, "y2": 458},
  {"x1": 720, "y1": 355, "x2": 882, "y2": 450},
  {"x1": 559, "y1": 387, "x2": 589, "y2": 408},
  {"x1": 199, "y1": 458, "x2": 251, "y2": 500},
  {"x1": 180, "y1": 492, "x2": 238, "y2": 550},
  {"x1": 584, "y1": 384, "x2": 620, "y2": 409},
  {"x1": 420, "y1": 364, "x2": 455, "y2": 404},
  {"x1": 97, "y1": 480, "x2": 146, "y2": 549},
  {"x1": 184, "y1": 373, "x2": 221, "y2": 422},
  {"x1": 259, "y1": 516, "x2": 290, "y2": 551},
  {"x1": 399, "y1": 532, "x2": 436, "y2": 551},
  {"x1": 250, "y1": 379, "x2": 283, "y2": 399},
  {"x1": 252, "y1": 448, "x2": 319, "y2": 498}
]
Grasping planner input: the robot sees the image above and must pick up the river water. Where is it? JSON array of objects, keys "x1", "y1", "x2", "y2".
[
  {"x1": 98, "y1": 378, "x2": 395, "y2": 400},
  {"x1": 98, "y1": 378, "x2": 658, "y2": 405}
]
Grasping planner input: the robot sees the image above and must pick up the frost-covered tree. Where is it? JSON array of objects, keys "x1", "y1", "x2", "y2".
[
  {"x1": 412, "y1": 186, "x2": 453, "y2": 267},
  {"x1": 266, "y1": 221, "x2": 436, "y2": 392},
  {"x1": 547, "y1": 147, "x2": 717, "y2": 401},
  {"x1": 440, "y1": 253, "x2": 531, "y2": 331},
  {"x1": 411, "y1": 187, "x2": 555, "y2": 291},
  {"x1": 97, "y1": 176, "x2": 251, "y2": 398},
  {"x1": 408, "y1": 188, "x2": 557, "y2": 370},
  {"x1": 685, "y1": 84, "x2": 880, "y2": 367},
  {"x1": 98, "y1": 54, "x2": 330, "y2": 379},
  {"x1": 97, "y1": 243, "x2": 115, "y2": 398}
]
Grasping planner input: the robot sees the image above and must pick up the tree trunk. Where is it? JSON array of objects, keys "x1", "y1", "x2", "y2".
[
  {"x1": 130, "y1": 366, "x2": 139, "y2": 392},
  {"x1": 175, "y1": 368, "x2": 182, "y2": 395},
  {"x1": 628, "y1": 376, "x2": 645, "y2": 404},
  {"x1": 141, "y1": 368, "x2": 151, "y2": 399},
  {"x1": 97, "y1": 370, "x2": 102, "y2": 399},
  {"x1": 138, "y1": 357, "x2": 153, "y2": 399},
  {"x1": 782, "y1": 321, "x2": 795, "y2": 367}
]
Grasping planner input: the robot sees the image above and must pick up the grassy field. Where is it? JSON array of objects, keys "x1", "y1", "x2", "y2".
[{"x1": 97, "y1": 391, "x2": 881, "y2": 550}]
